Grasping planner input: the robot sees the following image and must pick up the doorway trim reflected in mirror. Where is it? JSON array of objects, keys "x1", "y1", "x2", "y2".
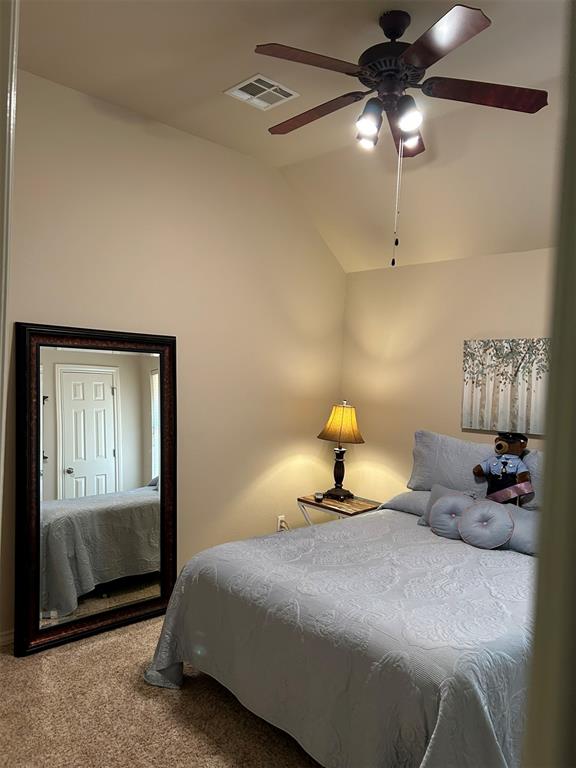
[{"x1": 14, "y1": 323, "x2": 177, "y2": 656}]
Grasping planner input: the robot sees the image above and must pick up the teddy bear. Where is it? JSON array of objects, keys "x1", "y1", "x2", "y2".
[{"x1": 473, "y1": 432, "x2": 534, "y2": 504}]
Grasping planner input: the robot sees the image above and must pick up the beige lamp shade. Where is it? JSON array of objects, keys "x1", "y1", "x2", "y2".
[{"x1": 317, "y1": 400, "x2": 365, "y2": 446}]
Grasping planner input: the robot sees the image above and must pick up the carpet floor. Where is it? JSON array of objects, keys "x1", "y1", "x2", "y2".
[{"x1": 0, "y1": 618, "x2": 320, "y2": 768}]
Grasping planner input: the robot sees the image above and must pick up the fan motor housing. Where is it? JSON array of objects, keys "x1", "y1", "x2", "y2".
[{"x1": 357, "y1": 42, "x2": 425, "y2": 93}]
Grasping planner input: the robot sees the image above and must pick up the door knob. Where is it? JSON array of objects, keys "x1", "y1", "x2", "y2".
[{"x1": 65, "y1": 467, "x2": 75, "y2": 475}]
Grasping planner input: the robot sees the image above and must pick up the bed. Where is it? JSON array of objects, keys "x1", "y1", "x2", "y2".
[
  {"x1": 41, "y1": 485, "x2": 160, "y2": 615},
  {"x1": 145, "y1": 506, "x2": 534, "y2": 768}
]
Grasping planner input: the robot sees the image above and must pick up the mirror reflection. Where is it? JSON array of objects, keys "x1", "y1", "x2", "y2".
[{"x1": 39, "y1": 346, "x2": 161, "y2": 627}]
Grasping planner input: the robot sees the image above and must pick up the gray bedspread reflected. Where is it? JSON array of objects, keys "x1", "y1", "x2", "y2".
[
  {"x1": 146, "y1": 509, "x2": 534, "y2": 768},
  {"x1": 41, "y1": 486, "x2": 160, "y2": 615}
]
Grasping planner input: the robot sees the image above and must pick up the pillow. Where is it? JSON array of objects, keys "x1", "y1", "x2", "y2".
[
  {"x1": 408, "y1": 430, "x2": 493, "y2": 496},
  {"x1": 378, "y1": 491, "x2": 430, "y2": 517},
  {"x1": 147, "y1": 476, "x2": 159, "y2": 487},
  {"x1": 506, "y1": 507, "x2": 539, "y2": 555},
  {"x1": 429, "y1": 495, "x2": 472, "y2": 540},
  {"x1": 458, "y1": 500, "x2": 514, "y2": 550},
  {"x1": 407, "y1": 430, "x2": 543, "y2": 509},
  {"x1": 418, "y1": 483, "x2": 473, "y2": 527},
  {"x1": 522, "y1": 451, "x2": 544, "y2": 510}
]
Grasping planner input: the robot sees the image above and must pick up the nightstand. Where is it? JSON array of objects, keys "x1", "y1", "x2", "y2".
[{"x1": 297, "y1": 495, "x2": 381, "y2": 526}]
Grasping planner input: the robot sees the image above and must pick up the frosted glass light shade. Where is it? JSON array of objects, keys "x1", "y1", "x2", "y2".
[
  {"x1": 317, "y1": 401, "x2": 365, "y2": 445},
  {"x1": 397, "y1": 94, "x2": 423, "y2": 133}
]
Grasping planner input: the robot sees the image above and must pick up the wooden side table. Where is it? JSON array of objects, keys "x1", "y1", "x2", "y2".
[{"x1": 297, "y1": 495, "x2": 381, "y2": 526}]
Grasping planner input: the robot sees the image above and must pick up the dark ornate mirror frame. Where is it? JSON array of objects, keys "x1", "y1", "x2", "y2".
[{"x1": 14, "y1": 323, "x2": 177, "y2": 656}]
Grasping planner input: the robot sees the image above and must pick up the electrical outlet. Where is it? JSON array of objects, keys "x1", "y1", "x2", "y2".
[{"x1": 277, "y1": 514, "x2": 288, "y2": 532}]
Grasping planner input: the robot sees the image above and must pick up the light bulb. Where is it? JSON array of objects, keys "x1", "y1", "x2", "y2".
[
  {"x1": 397, "y1": 94, "x2": 423, "y2": 133},
  {"x1": 398, "y1": 108, "x2": 423, "y2": 133},
  {"x1": 355, "y1": 115, "x2": 379, "y2": 138},
  {"x1": 403, "y1": 134, "x2": 420, "y2": 150},
  {"x1": 357, "y1": 136, "x2": 376, "y2": 150},
  {"x1": 355, "y1": 98, "x2": 383, "y2": 140}
]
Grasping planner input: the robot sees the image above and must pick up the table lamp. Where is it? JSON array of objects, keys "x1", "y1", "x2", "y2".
[{"x1": 317, "y1": 400, "x2": 364, "y2": 500}]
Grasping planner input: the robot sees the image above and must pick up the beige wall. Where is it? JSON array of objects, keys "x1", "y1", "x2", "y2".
[
  {"x1": 0, "y1": 72, "x2": 345, "y2": 637},
  {"x1": 340, "y1": 248, "x2": 553, "y2": 503}
]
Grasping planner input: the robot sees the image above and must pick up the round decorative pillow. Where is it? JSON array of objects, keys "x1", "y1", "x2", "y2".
[
  {"x1": 429, "y1": 495, "x2": 473, "y2": 540},
  {"x1": 458, "y1": 500, "x2": 514, "y2": 550}
]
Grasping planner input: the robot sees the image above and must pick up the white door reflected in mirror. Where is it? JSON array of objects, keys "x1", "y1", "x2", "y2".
[{"x1": 58, "y1": 366, "x2": 119, "y2": 499}]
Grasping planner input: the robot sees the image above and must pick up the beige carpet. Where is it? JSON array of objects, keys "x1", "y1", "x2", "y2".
[{"x1": 0, "y1": 618, "x2": 319, "y2": 768}]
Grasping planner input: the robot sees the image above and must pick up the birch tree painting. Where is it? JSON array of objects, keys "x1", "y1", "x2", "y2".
[{"x1": 462, "y1": 338, "x2": 550, "y2": 436}]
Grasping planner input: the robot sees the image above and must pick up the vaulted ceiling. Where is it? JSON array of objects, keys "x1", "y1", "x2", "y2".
[{"x1": 18, "y1": 0, "x2": 567, "y2": 270}]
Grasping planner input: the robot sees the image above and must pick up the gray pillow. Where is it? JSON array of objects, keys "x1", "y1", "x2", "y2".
[
  {"x1": 522, "y1": 451, "x2": 543, "y2": 510},
  {"x1": 418, "y1": 483, "x2": 474, "y2": 527},
  {"x1": 147, "y1": 476, "x2": 159, "y2": 487},
  {"x1": 458, "y1": 501, "x2": 514, "y2": 550},
  {"x1": 378, "y1": 491, "x2": 430, "y2": 517},
  {"x1": 506, "y1": 507, "x2": 539, "y2": 555},
  {"x1": 407, "y1": 430, "x2": 543, "y2": 509},
  {"x1": 429, "y1": 495, "x2": 472, "y2": 540}
]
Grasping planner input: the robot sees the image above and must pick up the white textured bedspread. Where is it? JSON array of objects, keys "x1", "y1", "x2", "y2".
[
  {"x1": 146, "y1": 509, "x2": 534, "y2": 768},
  {"x1": 41, "y1": 486, "x2": 160, "y2": 615}
]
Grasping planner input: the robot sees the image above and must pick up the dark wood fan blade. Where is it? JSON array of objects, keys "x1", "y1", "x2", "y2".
[
  {"x1": 255, "y1": 43, "x2": 363, "y2": 76},
  {"x1": 269, "y1": 91, "x2": 369, "y2": 135},
  {"x1": 386, "y1": 111, "x2": 426, "y2": 157},
  {"x1": 400, "y1": 5, "x2": 491, "y2": 69},
  {"x1": 422, "y1": 77, "x2": 548, "y2": 113}
]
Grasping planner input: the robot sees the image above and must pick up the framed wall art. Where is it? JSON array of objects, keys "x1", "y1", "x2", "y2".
[{"x1": 462, "y1": 338, "x2": 550, "y2": 437}]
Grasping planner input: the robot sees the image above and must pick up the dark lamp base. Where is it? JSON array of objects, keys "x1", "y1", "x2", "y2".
[{"x1": 324, "y1": 487, "x2": 354, "y2": 501}]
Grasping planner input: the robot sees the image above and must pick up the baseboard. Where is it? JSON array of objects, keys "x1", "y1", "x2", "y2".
[{"x1": 0, "y1": 627, "x2": 13, "y2": 651}]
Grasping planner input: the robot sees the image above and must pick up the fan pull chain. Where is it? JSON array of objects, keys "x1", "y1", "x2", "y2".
[{"x1": 391, "y1": 138, "x2": 404, "y2": 267}]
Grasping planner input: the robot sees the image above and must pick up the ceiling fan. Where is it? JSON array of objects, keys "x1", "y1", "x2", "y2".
[{"x1": 255, "y1": 4, "x2": 548, "y2": 157}]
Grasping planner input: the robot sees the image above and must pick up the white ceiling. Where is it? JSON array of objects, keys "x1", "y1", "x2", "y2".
[{"x1": 18, "y1": 0, "x2": 568, "y2": 270}]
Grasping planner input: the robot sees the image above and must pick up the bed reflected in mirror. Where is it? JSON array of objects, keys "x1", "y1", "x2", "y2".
[
  {"x1": 39, "y1": 346, "x2": 162, "y2": 627},
  {"x1": 15, "y1": 323, "x2": 177, "y2": 656}
]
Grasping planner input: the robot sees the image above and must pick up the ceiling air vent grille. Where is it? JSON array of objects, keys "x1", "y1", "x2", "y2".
[{"x1": 225, "y1": 75, "x2": 299, "y2": 110}]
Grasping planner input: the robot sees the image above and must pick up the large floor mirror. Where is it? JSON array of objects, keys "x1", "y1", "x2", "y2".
[{"x1": 14, "y1": 323, "x2": 176, "y2": 655}]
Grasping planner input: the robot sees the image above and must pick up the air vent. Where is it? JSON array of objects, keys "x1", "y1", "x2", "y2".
[{"x1": 225, "y1": 75, "x2": 299, "y2": 111}]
